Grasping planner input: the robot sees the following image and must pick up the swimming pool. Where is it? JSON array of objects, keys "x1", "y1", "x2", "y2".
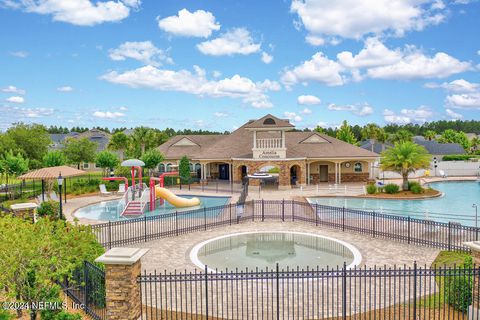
[
  {"x1": 75, "y1": 195, "x2": 231, "y2": 221},
  {"x1": 190, "y1": 232, "x2": 362, "y2": 272},
  {"x1": 308, "y1": 181, "x2": 479, "y2": 226}
]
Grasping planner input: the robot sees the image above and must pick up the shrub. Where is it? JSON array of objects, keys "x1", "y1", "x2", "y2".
[
  {"x1": 36, "y1": 201, "x2": 60, "y2": 219},
  {"x1": 0, "y1": 309, "x2": 14, "y2": 320},
  {"x1": 442, "y1": 154, "x2": 480, "y2": 161},
  {"x1": 366, "y1": 184, "x2": 377, "y2": 194},
  {"x1": 384, "y1": 183, "x2": 400, "y2": 194},
  {"x1": 54, "y1": 312, "x2": 82, "y2": 320},
  {"x1": 408, "y1": 181, "x2": 424, "y2": 194},
  {"x1": 444, "y1": 272, "x2": 472, "y2": 312}
]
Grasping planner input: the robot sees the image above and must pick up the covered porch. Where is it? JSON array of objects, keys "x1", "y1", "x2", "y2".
[{"x1": 306, "y1": 159, "x2": 374, "y2": 185}]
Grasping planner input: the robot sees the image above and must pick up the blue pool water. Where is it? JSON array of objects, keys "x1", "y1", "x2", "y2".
[
  {"x1": 308, "y1": 181, "x2": 480, "y2": 226},
  {"x1": 75, "y1": 195, "x2": 231, "y2": 221}
]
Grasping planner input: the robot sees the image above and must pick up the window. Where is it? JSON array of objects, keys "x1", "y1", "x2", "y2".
[
  {"x1": 263, "y1": 118, "x2": 276, "y2": 125},
  {"x1": 354, "y1": 162, "x2": 362, "y2": 172},
  {"x1": 166, "y1": 163, "x2": 172, "y2": 172},
  {"x1": 83, "y1": 162, "x2": 90, "y2": 169},
  {"x1": 189, "y1": 162, "x2": 194, "y2": 172},
  {"x1": 195, "y1": 163, "x2": 201, "y2": 172},
  {"x1": 159, "y1": 163, "x2": 165, "y2": 173}
]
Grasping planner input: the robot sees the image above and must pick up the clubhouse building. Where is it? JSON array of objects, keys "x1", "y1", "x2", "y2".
[{"x1": 158, "y1": 114, "x2": 379, "y2": 189}]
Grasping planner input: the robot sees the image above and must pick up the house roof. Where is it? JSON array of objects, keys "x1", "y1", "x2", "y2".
[
  {"x1": 415, "y1": 140, "x2": 466, "y2": 155},
  {"x1": 243, "y1": 114, "x2": 294, "y2": 129},
  {"x1": 360, "y1": 141, "x2": 392, "y2": 154},
  {"x1": 158, "y1": 118, "x2": 378, "y2": 160},
  {"x1": 18, "y1": 165, "x2": 86, "y2": 180}
]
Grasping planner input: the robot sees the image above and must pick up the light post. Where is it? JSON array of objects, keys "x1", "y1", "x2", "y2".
[
  {"x1": 473, "y1": 204, "x2": 478, "y2": 229},
  {"x1": 58, "y1": 173, "x2": 64, "y2": 220}
]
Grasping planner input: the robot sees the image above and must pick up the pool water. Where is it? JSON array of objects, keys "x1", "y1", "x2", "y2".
[
  {"x1": 308, "y1": 181, "x2": 480, "y2": 226},
  {"x1": 191, "y1": 232, "x2": 361, "y2": 271},
  {"x1": 75, "y1": 195, "x2": 230, "y2": 221}
]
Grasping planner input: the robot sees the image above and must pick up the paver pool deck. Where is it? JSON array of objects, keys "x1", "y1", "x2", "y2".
[{"x1": 135, "y1": 221, "x2": 439, "y2": 272}]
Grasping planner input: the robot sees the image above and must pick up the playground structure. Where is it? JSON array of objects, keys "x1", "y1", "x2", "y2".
[
  {"x1": 106, "y1": 159, "x2": 201, "y2": 217},
  {"x1": 149, "y1": 172, "x2": 200, "y2": 211}
]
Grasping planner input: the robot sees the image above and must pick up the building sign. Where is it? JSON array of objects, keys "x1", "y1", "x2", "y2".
[{"x1": 258, "y1": 151, "x2": 281, "y2": 159}]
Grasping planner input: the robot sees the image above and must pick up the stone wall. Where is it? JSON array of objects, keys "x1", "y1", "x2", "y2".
[
  {"x1": 310, "y1": 173, "x2": 369, "y2": 183},
  {"x1": 105, "y1": 260, "x2": 142, "y2": 320}
]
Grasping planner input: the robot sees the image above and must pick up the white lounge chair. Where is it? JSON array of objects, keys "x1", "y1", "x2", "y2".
[
  {"x1": 117, "y1": 183, "x2": 126, "y2": 195},
  {"x1": 99, "y1": 184, "x2": 112, "y2": 196},
  {"x1": 438, "y1": 170, "x2": 447, "y2": 178},
  {"x1": 49, "y1": 191, "x2": 59, "y2": 201}
]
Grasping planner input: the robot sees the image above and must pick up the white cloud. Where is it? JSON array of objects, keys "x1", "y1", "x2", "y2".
[
  {"x1": 157, "y1": 9, "x2": 220, "y2": 38},
  {"x1": 261, "y1": 52, "x2": 273, "y2": 64},
  {"x1": 101, "y1": 65, "x2": 279, "y2": 108},
  {"x1": 1, "y1": 85, "x2": 25, "y2": 95},
  {"x1": 477, "y1": 50, "x2": 480, "y2": 56},
  {"x1": 305, "y1": 35, "x2": 325, "y2": 46},
  {"x1": 290, "y1": 0, "x2": 447, "y2": 40},
  {"x1": 424, "y1": 79, "x2": 479, "y2": 93},
  {"x1": 300, "y1": 108, "x2": 312, "y2": 114},
  {"x1": 446, "y1": 93, "x2": 480, "y2": 110},
  {"x1": 6, "y1": 96, "x2": 25, "y2": 104},
  {"x1": 297, "y1": 95, "x2": 321, "y2": 105},
  {"x1": 0, "y1": 106, "x2": 54, "y2": 119},
  {"x1": 383, "y1": 106, "x2": 433, "y2": 124},
  {"x1": 57, "y1": 86, "x2": 74, "y2": 92},
  {"x1": 445, "y1": 108, "x2": 463, "y2": 119},
  {"x1": 337, "y1": 38, "x2": 402, "y2": 69},
  {"x1": 214, "y1": 112, "x2": 228, "y2": 117},
  {"x1": 4, "y1": 0, "x2": 139, "y2": 26},
  {"x1": 109, "y1": 41, "x2": 172, "y2": 66},
  {"x1": 283, "y1": 111, "x2": 302, "y2": 123},
  {"x1": 281, "y1": 52, "x2": 344, "y2": 87},
  {"x1": 367, "y1": 51, "x2": 471, "y2": 80},
  {"x1": 327, "y1": 103, "x2": 373, "y2": 116},
  {"x1": 197, "y1": 28, "x2": 261, "y2": 56},
  {"x1": 10, "y1": 51, "x2": 28, "y2": 58},
  {"x1": 92, "y1": 111, "x2": 125, "y2": 119},
  {"x1": 119, "y1": 106, "x2": 128, "y2": 111}
]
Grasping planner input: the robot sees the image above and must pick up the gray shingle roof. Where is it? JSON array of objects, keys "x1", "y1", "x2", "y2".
[{"x1": 415, "y1": 140, "x2": 466, "y2": 155}]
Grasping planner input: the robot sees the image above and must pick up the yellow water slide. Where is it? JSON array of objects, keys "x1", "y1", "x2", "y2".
[{"x1": 154, "y1": 186, "x2": 201, "y2": 208}]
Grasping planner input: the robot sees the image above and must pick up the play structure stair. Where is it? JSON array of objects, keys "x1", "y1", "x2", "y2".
[{"x1": 122, "y1": 201, "x2": 143, "y2": 216}]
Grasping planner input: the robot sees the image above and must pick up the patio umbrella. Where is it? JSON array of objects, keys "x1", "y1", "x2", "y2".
[{"x1": 18, "y1": 165, "x2": 86, "y2": 202}]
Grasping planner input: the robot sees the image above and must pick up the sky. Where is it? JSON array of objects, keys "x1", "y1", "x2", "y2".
[{"x1": 0, "y1": 0, "x2": 480, "y2": 132}]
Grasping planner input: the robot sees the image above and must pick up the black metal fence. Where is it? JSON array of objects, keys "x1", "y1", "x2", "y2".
[
  {"x1": 138, "y1": 263, "x2": 480, "y2": 319},
  {"x1": 60, "y1": 261, "x2": 106, "y2": 320},
  {"x1": 92, "y1": 200, "x2": 480, "y2": 252}
]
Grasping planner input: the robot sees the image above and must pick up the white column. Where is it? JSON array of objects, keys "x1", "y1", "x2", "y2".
[
  {"x1": 253, "y1": 130, "x2": 257, "y2": 148},
  {"x1": 339, "y1": 162, "x2": 342, "y2": 184},
  {"x1": 334, "y1": 162, "x2": 338, "y2": 184},
  {"x1": 281, "y1": 130, "x2": 285, "y2": 148},
  {"x1": 307, "y1": 162, "x2": 310, "y2": 185}
]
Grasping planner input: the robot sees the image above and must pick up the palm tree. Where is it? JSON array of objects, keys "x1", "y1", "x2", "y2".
[
  {"x1": 131, "y1": 127, "x2": 156, "y2": 155},
  {"x1": 108, "y1": 131, "x2": 130, "y2": 161},
  {"x1": 423, "y1": 130, "x2": 436, "y2": 141},
  {"x1": 361, "y1": 123, "x2": 381, "y2": 152},
  {"x1": 389, "y1": 129, "x2": 413, "y2": 144},
  {"x1": 470, "y1": 136, "x2": 479, "y2": 152},
  {"x1": 380, "y1": 141, "x2": 431, "y2": 191},
  {"x1": 376, "y1": 128, "x2": 388, "y2": 152}
]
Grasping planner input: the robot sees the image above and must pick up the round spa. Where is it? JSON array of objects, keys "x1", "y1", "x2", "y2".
[{"x1": 190, "y1": 232, "x2": 362, "y2": 272}]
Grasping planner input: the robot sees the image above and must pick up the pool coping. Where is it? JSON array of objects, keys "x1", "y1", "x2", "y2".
[{"x1": 189, "y1": 231, "x2": 363, "y2": 273}]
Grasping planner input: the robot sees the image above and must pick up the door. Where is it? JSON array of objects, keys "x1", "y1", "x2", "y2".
[
  {"x1": 219, "y1": 164, "x2": 230, "y2": 180},
  {"x1": 319, "y1": 165, "x2": 328, "y2": 182}
]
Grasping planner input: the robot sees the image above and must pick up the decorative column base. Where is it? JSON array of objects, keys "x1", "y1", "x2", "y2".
[{"x1": 96, "y1": 247, "x2": 149, "y2": 320}]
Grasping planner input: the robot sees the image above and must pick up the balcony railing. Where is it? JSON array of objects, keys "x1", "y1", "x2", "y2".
[{"x1": 256, "y1": 138, "x2": 283, "y2": 149}]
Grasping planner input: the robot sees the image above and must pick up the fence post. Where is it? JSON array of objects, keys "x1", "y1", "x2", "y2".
[
  {"x1": 204, "y1": 207, "x2": 207, "y2": 231},
  {"x1": 144, "y1": 216, "x2": 147, "y2": 242},
  {"x1": 262, "y1": 199, "x2": 265, "y2": 222},
  {"x1": 292, "y1": 200, "x2": 295, "y2": 222},
  {"x1": 282, "y1": 199, "x2": 285, "y2": 222},
  {"x1": 342, "y1": 262, "x2": 347, "y2": 320},
  {"x1": 108, "y1": 221, "x2": 112, "y2": 249},
  {"x1": 407, "y1": 216, "x2": 411, "y2": 244},
  {"x1": 276, "y1": 263, "x2": 280, "y2": 320},
  {"x1": 83, "y1": 261, "x2": 88, "y2": 308},
  {"x1": 413, "y1": 261, "x2": 417, "y2": 318},
  {"x1": 342, "y1": 206, "x2": 345, "y2": 232},
  {"x1": 372, "y1": 211, "x2": 376, "y2": 238},
  {"x1": 175, "y1": 211, "x2": 178, "y2": 236},
  {"x1": 205, "y1": 265, "x2": 209, "y2": 320},
  {"x1": 448, "y1": 222, "x2": 452, "y2": 251}
]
